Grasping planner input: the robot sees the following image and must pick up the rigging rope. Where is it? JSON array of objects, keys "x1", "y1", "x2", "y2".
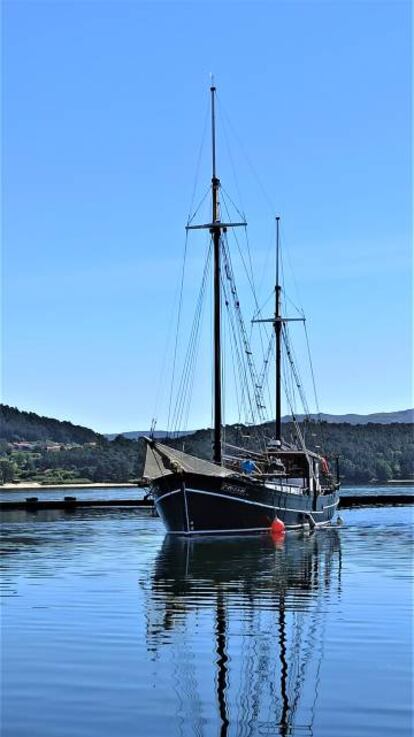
[
  {"x1": 257, "y1": 330, "x2": 275, "y2": 420},
  {"x1": 186, "y1": 187, "x2": 211, "y2": 226},
  {"x1": 186, "y1": 99, "x2": 210, "y2": 225},
  {"x1": 217, "y1": 94, "x2": 276, "y2": 215},
  {"x1": 282, "y1": 324, "x2": 310, "y2": 419},
  {"x1": 221, "y1": 191, "x2": 273, "y2": 413},
  {"x1": 304, "y1": 322, "x2": 321, "y2": 417},
  {"x1": 221, "y1": 268, "x2": 255, "y2": 426},
  {"x1": 169, "y1": 238, "x2": 212, "y2": 436},
  {"x1": 221, "y1": 234, "x2": 268, "y2": 425},
  {"x1": 166, "y1": 231, "x2": 189, "y2": 433},
  {"x1": 304, "y1": 320, "x2": 328, "y2": 455}
]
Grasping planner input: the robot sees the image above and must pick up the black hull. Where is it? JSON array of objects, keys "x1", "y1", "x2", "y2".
[{"x1": 152, "y1": 472, "x2": 339, "y2": 535}]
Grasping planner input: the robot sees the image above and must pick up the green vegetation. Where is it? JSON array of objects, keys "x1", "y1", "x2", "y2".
[
  {"x1": 290, "y1": 420, "x2": 413, "y2": 482},
  {"x1": 1, "y1": 405, "x2": 412, "y2": 485},
  {"x1": 0, "y1": 436, "x2": 145, "y2": 485},
  {"x1": 1, "y1": 404, "x2": 100, "y2": 444},
  {"x1": 168, "y1": 420, "x2": 414, "y2": 484},
  {"x1": 0, "y1": 405, "x2": 144, "y2": 484}
]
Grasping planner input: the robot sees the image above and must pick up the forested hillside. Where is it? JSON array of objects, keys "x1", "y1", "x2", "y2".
[
  {"x1": 0, "y1": 405, "x2": 144, "y2": 485},
  {"x1": 1, "y1": 405, "x2": 101, "y2": 444},
  {"x1": 0, "y1": 405, "x2": 412, "y2": 484},
  {"x1": 168, "y1": 420, "x2": 414, "y2": 483}
]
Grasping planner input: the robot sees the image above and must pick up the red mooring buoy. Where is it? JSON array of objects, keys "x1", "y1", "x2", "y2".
[{"x1": 271, "y1": 518, "x2": 285, "y2": 535}]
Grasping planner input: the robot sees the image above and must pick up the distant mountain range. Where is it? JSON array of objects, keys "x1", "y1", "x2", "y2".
[
  {"x1": 280, "y1": 409, "x2": 414, "y2": 425},
  {"x1": 105, "y1": 409, "x2": 413, "y2": 439},
  {"x1": 105, "y1": 429, "x2": 193, "y2": 441}
]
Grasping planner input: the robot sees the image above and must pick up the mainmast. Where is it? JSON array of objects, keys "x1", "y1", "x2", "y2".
[
  {"x1": 186, "y1": 83, "x2": 246, "y2": 465},
  {"x1": 210, "y1": 83, "x2": 222, "y2": 464}
]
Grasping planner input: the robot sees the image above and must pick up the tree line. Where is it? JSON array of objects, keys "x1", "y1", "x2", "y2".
[
  {"x1": 170, "y1": 420, "x2": 414, "y2": 483},
  {"x1": 1, "y1": 404, "x2": 100, "y2": 444},
  {"x1": 0, "y1": 405, "x2": 412, "y2": 484}
]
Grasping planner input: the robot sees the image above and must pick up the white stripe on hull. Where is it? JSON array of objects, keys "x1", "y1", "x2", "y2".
[
  {"x1": 155, "y1": 486, "x2": 339, "y2": 515},
  {"x1": 156, "y1": 488, "x2": 182, "y2": 503},
  {"x1": 154, "y1": 485, "x2": 338, "y2": 535}
]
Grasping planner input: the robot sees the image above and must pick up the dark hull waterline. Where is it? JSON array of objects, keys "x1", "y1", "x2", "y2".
[{"x1": 152, "y1": 473, "x2": 339, "y2": 535}]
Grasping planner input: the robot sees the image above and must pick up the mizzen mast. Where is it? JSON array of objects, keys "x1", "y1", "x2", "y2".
[
  {"x1": 275, "y1": 216, "x2": 282, "y2": 443},
  {"x1": 253, "y1": 216, "x2": 304, "y2": 446}
]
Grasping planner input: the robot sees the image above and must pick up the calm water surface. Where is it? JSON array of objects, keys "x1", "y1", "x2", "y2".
[
  {"x1": 0, "y1": 487, "x2": 147, "y2": 502},
  {"x1": 340, "y1": 484, "x2": 413, "y2": 497},
  {"x1": 1, "y1": 499, "x2": 412, "y2": 737}
]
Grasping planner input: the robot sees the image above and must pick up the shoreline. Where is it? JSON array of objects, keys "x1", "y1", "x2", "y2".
[
  {"x1": 1, "y1": 481, "x2": 412, "y2": 493},
  {"x1": 0, "y1": 482, "x2": 140, "y2": 492}
]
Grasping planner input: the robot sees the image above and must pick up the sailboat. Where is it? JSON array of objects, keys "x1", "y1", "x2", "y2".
[{"x1": 143, "y1": 84, "x2": 340, "y2": 534}]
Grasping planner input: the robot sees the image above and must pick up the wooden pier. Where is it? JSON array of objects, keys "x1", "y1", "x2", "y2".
[
  {"x1": 0, "y1": 493, "x2": 412, "y2": 512},
  {"x1": 0, "y1": 497, "x2": 153, "y2": 510}
]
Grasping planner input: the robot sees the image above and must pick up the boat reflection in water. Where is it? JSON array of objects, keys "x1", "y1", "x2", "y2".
[{"x1": 143, "y1": 529, "x2": 341, "y2": 737}]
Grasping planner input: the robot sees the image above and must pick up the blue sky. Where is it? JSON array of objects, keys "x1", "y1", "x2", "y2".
[{"x1": 3, "y1": 0, "x2": 412, "y2": 433}]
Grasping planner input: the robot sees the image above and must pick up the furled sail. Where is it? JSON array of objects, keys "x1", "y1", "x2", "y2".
[
  {"x1": 143, "y1": 439, "x2": 234, "y2": 481},
  {"x1": 143, "y1": 442, "x2": 173, "y2": 480}
]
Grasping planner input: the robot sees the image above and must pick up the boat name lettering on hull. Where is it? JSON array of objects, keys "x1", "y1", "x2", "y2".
[{"x1": 222, "y1": 483, "x2": 248, "y2": 496}]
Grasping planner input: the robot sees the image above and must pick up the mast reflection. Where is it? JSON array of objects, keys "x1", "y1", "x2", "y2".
[{"x1": 143, "y1": 530, "x2": 341, "y2": 737}]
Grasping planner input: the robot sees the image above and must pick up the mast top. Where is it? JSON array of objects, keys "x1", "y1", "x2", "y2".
[
  {"x1": 276, "y1": 215, "x2": 281, "y2": 292},
  {"x1": 210, "y1": 82, "x2": 217, "y2": 183},
  {"x1": 185, "y1": 83, "x2": 247, "y2": 232}
]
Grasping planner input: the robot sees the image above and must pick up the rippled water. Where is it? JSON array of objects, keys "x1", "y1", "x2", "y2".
[
  {"x1": 1, "y1": 503, "x2": 412, "y2": 737},
  {"x1": 0, "y1": 487, "x2": 147, "y2": 502},
  {"x1": 340, "y1": 484, "x2": 413, "y2": 497}
]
